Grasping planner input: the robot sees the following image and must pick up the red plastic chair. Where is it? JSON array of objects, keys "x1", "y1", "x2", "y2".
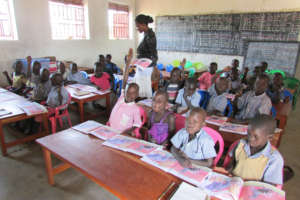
[
  {"x1": 202, "y1": 126, "x2": 224, "y2": 167},
  {"x1": 223, "y1": 139, "x2": 283, "y2": 189},
  {"x1": 175, "y1": 113, "x2": 186, "y2": 133},
  {"x1": 134, "y1": 106, "x2": 148, "y2": 140},
  {"x1": 48, "y1": 93, "x2": 72, "y2": 133}
]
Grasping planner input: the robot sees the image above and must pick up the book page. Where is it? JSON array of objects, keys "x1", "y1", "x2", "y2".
[
  {"x1": 205, "y1": 115, "x2": 228, "y2": 126},
  {"x1": 199, "y1": 172, "x2": 244, "y2": 200},
  {"x1": 170, "y1": 182, "x2": 208, "y2": 200},
  {"x1": 239, "y1": 181, "x2": 285, "y2": 200},
  {"x1": 17, "y1": 102, "x2": 47, "y2": 116},
  {"x1": 219, "y1": 122, "x2": 248, "y2": 135},
  {"x1": 72, "y1": 120, "x2": 103, "y2": 134},
  {"x1": 102, "y1": 135, "x2": 137, "y2": 152},
  {"x1": 88, "y1": 126, "x2": 120, "y2": 140},
  {"x1": 68, "y1": 84, "x2": 98, "y2": 92}
]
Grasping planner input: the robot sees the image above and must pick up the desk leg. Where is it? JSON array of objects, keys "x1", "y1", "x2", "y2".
[
  {"x1": 42, "y1": 147, "x2": 55, "y2": 185},
  {"x1": 79, "y1": 101, "x2": 84, "y2": 122},
  {"x1": 106, "y1": 93, "x2": 111, "y2": 116},
  {"x1": 0, "y1": 122, "x2": 7, "y2": 156},
  {"x1": 42, "y1": 113, "x2": 49, "y2": 135}
]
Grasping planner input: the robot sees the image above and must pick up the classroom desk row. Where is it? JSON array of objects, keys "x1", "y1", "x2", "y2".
[
  {"x1": 36, "y1": 127, "x2": 223, "y2": 200},
  {"x1": 0, "y1": 90, "x2": 49, "y2": 156}
]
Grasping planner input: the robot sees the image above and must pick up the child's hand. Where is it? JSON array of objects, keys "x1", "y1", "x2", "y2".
[
  {"x1": 179, "y1": 157, "x2": 192, "y2": 168},
  {"x1": 2, "y1": 71, "x2": 8, "y2": 76},
  {"x1": 97, "y1": 86, "x2": 102, "y2": 90},
  {"x1": 244, "y1": 67, "x2": 249, "y2": 73},
  {"x1": 180, "y1": 58, "x2": 186, "y2": 69}
]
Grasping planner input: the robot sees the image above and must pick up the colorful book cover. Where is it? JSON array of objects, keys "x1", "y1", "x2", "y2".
[
  {"x1": 125, "y1": 141, "x2": 161, "y2": 156},
  {"x1": 199, "y1": 172, "x2": 244, "y2": 200},
  {"x1": 102, "y1": 135, "x2": 137, "y2": 152},
  {"x1": 205, "y1": 115, "x2": 228, "y2": 126},
  {"x1": 17, "y1": 102, "x2": 47, "y2": 116},
  {"x1": 69, "y1": 84, "x2": 98, "y2": 92},
  {"x1": 72, "y1": 120, "x2": 103, "y2": 134},
  {"x1": 219, "y1": 122, "x2": 248, "y2": 135},
  {"x1": 88, "y1": 126, "x2": 120, "y2": 140}
]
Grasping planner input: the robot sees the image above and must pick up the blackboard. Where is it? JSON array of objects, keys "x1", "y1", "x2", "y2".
[
  {"x1": 244, "y1": 41, "x2": 300, "y2": 76},
  {"x1": 156, "y1": 12, "x2": 300, "y2": 56}
]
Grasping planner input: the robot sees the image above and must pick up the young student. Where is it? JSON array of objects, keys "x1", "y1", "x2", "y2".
[
  {"x1": 105, "y1": 54, "x2": 122, "y2": 75},
  {"x1": 90, "y1": 62, "x2": 111, "y2": 91},
  {"x1": 226, "y1": 114, "x2": 284, "y2": 185},
  {"x1": 28, "y1": 61, "x2": 42, "y2": 88},
  {"x1": 171, "y1": 108, "x2": 216, "y2": 168},
  {"x1": 3, "y1": 61, "x2": 27, "y2": 94},
  {"x1": 235, "y1": 74, "x2": 272, "y2": 121},
  {"x1": 146, "y1": 90, "x2": 175, "y2": 145},
  {"x1": 230, "y1": 68, "x2": 242, "y2": 93},
  {"x1": 198, "y1": 62, "x2": 218, "y2": 91},
  {"x1": 108, "y1": 49, "x2": 142, "y2": 135},
  {"x1": 175, "y1": 78, "x2": 201, "y2": 112},
  {"x1": 162, "y1": 67, "x2": 184, "y2": 104},
  {"x1": 46, "y1": 73, "x2": 69, "y2": 108},
  {"x1": 261, "y1": 61, "x2": 268, "y2": 73},
  {"x1": 267, "y1": 73, "x2": 289, "y2": 104},
  {"x1": 31, "y1": 68, "x2": 52, "y2": 103},
  {"x1": 67, "y1": 63, "x2": 91, "y2": 85},
  {"x1": 207, "y1": 77, "x2": 229, "y2": 115},
  {"x1": 57, "y1": 61, "x2": 70, "y2": 82}
]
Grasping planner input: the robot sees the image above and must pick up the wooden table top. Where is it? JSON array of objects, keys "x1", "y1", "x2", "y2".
[{"x1": 36, "y1": 129, "x2": 181, "y2": 200}]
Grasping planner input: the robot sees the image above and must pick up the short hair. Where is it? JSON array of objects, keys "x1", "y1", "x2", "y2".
[
  {"x1": 106, "y1": 54, "x2": 112, "y2": 58},
  {"x1": 135, "y1": 14, "x2": 154, "y2": 25},
  {"x1": 189, "y1": 107, "x2": 207, "y2": 121},
  {"x1": 128, "y1": 83, "x2": 139, "y2": 91},
  {"x1": 170, "y1": 67, "x2": 181, "y2": 76},
  {"x1": 210, "y1": 62, "x2": 218, "y2": 67},
  {"x1": 185, "y1": 77, "x2": 197, "y2": 87},
  {"x1": 249, "y1": 114, "x2": 276, "y2": 135},
  {"x1": 261, "y1": 61, "x2": 268, "y2": 67},
  {"x1": 154, "y1": 89, "x2": 169, "y2": 101},
  {"x1": 257, "y1": 74, "x2": 270, "y2": 82}
]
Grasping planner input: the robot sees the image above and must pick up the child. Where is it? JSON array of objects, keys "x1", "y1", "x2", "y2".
[
  {"x1": 227, "y1": 114, "x2": 283, "y2": 185},
  {"x1": 108, "y1": 49, "x2": 142, "y2": 134},
  {"x1": 3, "y1": 61, "x2": 27, "y2": 94},
  {"x1": 230, "y1": 68, "x2": 242, "y2": 93},
  {"x1": 29, "y1": 61, "x2": 42, "y2": 88},
  {"x1": 57, "y1": 61, "x2": 70, "y2": 82},
  {"x1": 31, "y1": 68, "x2": 52, "y2": 103},
  {"x1": 235, "y1": 74, "x2": 272, "y2": 120},
  {"x1": 162, "y1": 67, "x2": 183, "y2": 104},
  {"x1": 171, "y1": 108, "x2": 216, "y2": 168},
  {"x1": 46, "y1": 73, "x2": 69, "y2": 108},
  {"x1": 198, "y1": 62, "x2": 218, "y2": 91},
  {"x1": 146, "y1": 90, "x2": 175, "y2": 145},
  {"x1": 175, "y1": 78, "x2": 201, "y2": 112},
  {"x1": 207, "y1": 77, "x2": 229, "y2": 115},
  {"x1": 267, "y1": 73, "x2": 289, "y2": 104},
  {"x1": 90, "y1": 62, "x2": 111, "y2": 91},
  {"x1": 105, "y1": 54, "x2": 122, "y2": 75},
  {"x1": 67, "y1": 63, "x2": 91, "y2": 85}
]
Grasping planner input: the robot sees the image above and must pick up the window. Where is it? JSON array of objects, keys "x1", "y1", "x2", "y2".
[
  {"x1": 48, "y1": 0, "x2": 89, "y2": 40},
  {"x1": 0, "y1": 0, "x2": 18, "y2": 40},
  {"x1": 108, "y1": 2, "x2": 129, "y2": 40}
]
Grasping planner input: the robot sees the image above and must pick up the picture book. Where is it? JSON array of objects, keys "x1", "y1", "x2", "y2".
[
  {"x1": 68, "y1": 84, "x2": 98, "y2": 92},
  {"x1": 0, "y1": 108, "x2": 12, "y2": 117},
  {"x1": 74, "y1": 90, "x2": 91, "y2": 96},
  {"x1": 17, "y1": 102, "x2": 47, "y2": 116},
  {"x1": 132, "y1": 58, "x2": 152, "y2": 69},
  {"x1": 219, "y1": 122, "x2": 248, "y2": 135},
  {"x1": 0, "y1": 88, "x2": 7, "y2": 93},
  {"x1": 93, "y1": 89, "x2": 110, "y2": 95},
  {"x1": 0, "y1": 92, "x2": 22, "y2": 102},
  {"x1": 205, "y1": 115, "x2": 228, "y2": 126},
  {"x1": 199, "y1": 173, "x2": 285, "y2": 200},
  {"x1": 170, "y1": 182, "x2": 208, "y2": 200},
  {"x1": 72, "y1": 120, "x2": 103, "y2": 134},
  {"x1": 103, "y1": 135, "x2": 161, "y2": 156},
  {"x1": 88, "y1": 126, "x2": 120, "y2": 140}
]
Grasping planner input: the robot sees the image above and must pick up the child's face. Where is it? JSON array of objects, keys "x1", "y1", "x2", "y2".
[
  {"x1": 247, "y1": 127, "x2": 270, "y2": 149},
  {"x1": 71, "y1": 64, "x2": 78, "y2": 74},
  {"x1": 209, "y1": 64, "x2": 217, "y2": 74},
  {"x1": 51, "y1": 74, "x2": 62, "y2": 86},
  {"x1": 170, "y1": 70, "x2": 181, "y2": 83},
  {"x1": 186, "y1": 113, "x2": 205, "y2": 135},
  {"x1": 95, "y1": 65, "x2": 103, "y2": 76},
  {"x1": 59, "y1": 63, "x2": 65, "y2": 73},
  {"x1": 125, "y1": 86, "x2": 138, "y2": 103},
  {"x1": 232, "y1": 60, "x2": 239, "y2": 68},
  {"x1": 254, "y1": 78, "x2": 268, "y2": 95},
  {"x1": 41, "y1": 70, "x2": 50, "y2": 82},
  {"x1": 273, "y1": 75, "x2": 283, "y2": 89},
  {"x1": 15, "y1": 62, "x2": 22, "y2": 74},
  {"x1": 184, "y1": 83, "x2": 196, "y2": 96},
  {"x1": 216, "y1": 79, "x2": 228, "y2": 94},
  {"x1": 152, "y1": 94, "x2": 167, "y2": 113},
  {"x1": 106, "y1": 56, "x2": 111, "y2": 63},
  {"x1": 33, "y1": 64, "x2": 41, "y2": 75}
]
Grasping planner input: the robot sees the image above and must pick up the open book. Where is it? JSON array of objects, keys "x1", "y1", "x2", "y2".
[
  {"x1": 205, "y1": 115, "x2": 228, "y2": 126},
  {"x1": 199, "y1": 172, "x2": 285, "y2": 200},
  {"x1": 88, "y1": 126, "x2": 120, "y2": 140},
  {"x1": 0, "y1": 108, "x2": 12, "y2": 117},
  {"x1": 72, "y1": 120, "x2": 103, "y2": 134},
  {"x1": 219, "y1": 122, "x2": 248, "y2": 135},
  {"x1": 103, "y1": 135, "x2": 162, "y2": 156},
  {"x1": 68, "y1": 84, "x2": 98, "y2": 92},
  {"x1": 170, "y1": 182, "x2": 208, "y2": 200},
  {"x1": 17, "y1": 102, "x2": 47, "y2": 116},
  {"x1": 141, "y1": 149, "x2": 211, "y2": 186}
]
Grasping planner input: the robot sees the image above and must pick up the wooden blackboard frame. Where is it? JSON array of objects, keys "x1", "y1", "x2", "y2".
[{"x1": 243, "y1": 40, "x2": 300, "y2": 76}]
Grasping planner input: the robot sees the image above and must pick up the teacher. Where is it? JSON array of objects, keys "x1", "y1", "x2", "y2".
[{"x1": 135, "y1": 14, "x2": 158, "y2": 66}]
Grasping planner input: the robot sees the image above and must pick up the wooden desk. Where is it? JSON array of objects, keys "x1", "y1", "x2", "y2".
[
  {"x1": 65, "y1": 86, "x2": 111, "y2": 122},
  {"x1": 0, "y1": 97, "x2": 49, "y2": 156},
  {"x1": 36, "y1": 129, "x2": 182, "y2": 200}
]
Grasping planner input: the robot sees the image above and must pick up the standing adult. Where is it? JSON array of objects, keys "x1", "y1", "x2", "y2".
[{"x1": 135, "y1": 14, "x2": 158, "y2": 66}]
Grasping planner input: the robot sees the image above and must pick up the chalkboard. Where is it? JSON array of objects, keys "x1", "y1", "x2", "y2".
[
  {"x1": 156, "y1": 12, "x2": 300, "y2": 56},
  {"x1": 244, "y1": 41, "x2": 300, "y2": 76}
]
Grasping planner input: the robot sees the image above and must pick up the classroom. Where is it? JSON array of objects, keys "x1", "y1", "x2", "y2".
[{"x1": 0, "y1": 0, "x2": 300, "y2": 199}]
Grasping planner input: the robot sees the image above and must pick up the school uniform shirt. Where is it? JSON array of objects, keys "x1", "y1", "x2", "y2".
[
  {"x1": 207, "y1": 85, "x2": 228, "y2": 114},
  {"x1": 236, "y1": 91, "x2": 272, "y2": 120},
  {"x1": 266, "y1": 87, "x2": 286, "y2": 104},
  {"x1": 32, "y1": 79, "x2": 52, "y2": 102},
  {"x1": 230, "y1": 139, "x2": 284, "y2": 185},
  {"x1": 198, "y1": 72, "x2": 215, "y2": 90},
  {"x1": 12, "y1": 73, "x2": 27, "y2": 89},
  {"x1": 109, "y1": 93, "x2": 142, "y2": 132},
  {"x1": 231, "y1": 79, "x2": 241, "y2": 91},
  {"x1": 137, "y1": 28, "x2": 158, "y2": 66},
  {"x1": 175, "y1": 88, "x2": 201, "y2": 107},
  {"x1": 105, "y1": 62, "x2": 120, "y2": 75},
  {"x1": 171, "y1": 128, "x2": 216, "y2": 160},
  {"x1": 67, "y1": 71, "x2": 91, "y2": 85},
  {"x1": 27, "y1": 73, "x2": 40, "y2": 88},
  {"x1": 46, "y1": 86, "x2": 69, "y2": 108},
  {"x1": 59, "y1": 68, "x2": 70, "y2": 81},
  {"x1": 90, "y1": 72, "x2": 111, "y2": 91}
]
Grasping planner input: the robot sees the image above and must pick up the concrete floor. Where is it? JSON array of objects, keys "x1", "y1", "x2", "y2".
[{"x1": 0, "y1": 102, "x2": 299, "y2": 200}]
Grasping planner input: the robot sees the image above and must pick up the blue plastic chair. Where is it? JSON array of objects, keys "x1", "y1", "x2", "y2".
[
  {"x1": 223, "y1": 99, "x2": 233, "y2": 117},
  {"x1": 271, "y1": 106, "x2": 277, "y2": 118},
  {"x1": 80, "y1": 71, "x2": 88, "y2": 79},
  {"x1": 283, "y1": 89, "x2": 293, "y2": 101},
  {"x1": 157, "y1": 63, "x2": 164, "y2": 71},
  {"x1": 198, "y1": 90, "x2": 210, "y2": 109},
  {"x1": 166, "y1": 64, "x2": 174, "y2": 72}
]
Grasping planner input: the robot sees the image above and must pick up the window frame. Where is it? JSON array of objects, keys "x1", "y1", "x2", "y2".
[{"x1": 0, "y1": 0, "x2": 18, "y2": 40}]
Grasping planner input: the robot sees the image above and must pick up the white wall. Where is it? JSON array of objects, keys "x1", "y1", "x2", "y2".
[
  {"x1": 136, "y1": 0, "x2": 300, "y2": 77},
  {"x1": 0, "y1": 0, "x2": 136, "y2": 86}
]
